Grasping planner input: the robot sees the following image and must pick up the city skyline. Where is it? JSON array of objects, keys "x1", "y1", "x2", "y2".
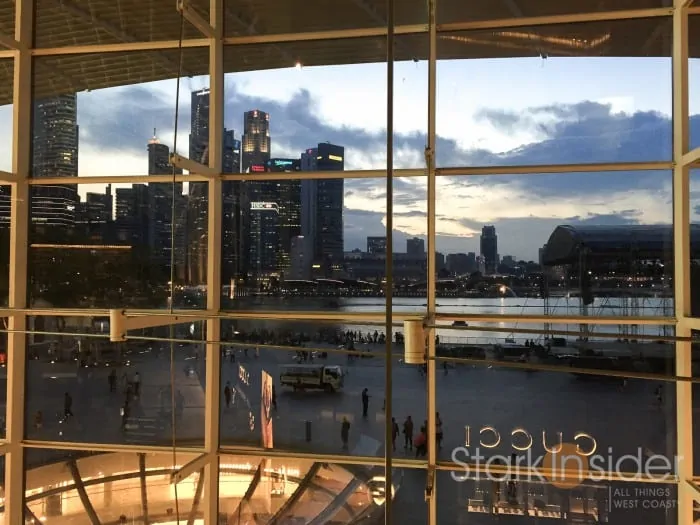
[{"x1": 2, "y1": 56, "x2": 699, "y2": 259}]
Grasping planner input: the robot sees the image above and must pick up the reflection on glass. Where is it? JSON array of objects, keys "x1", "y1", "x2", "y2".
[
  {"x1": 25, "y1": 319, "x2": 206, "y2": 447},
  {"x1": 436, "y1": 331, "x2": 677, "y2": 471},
  {"x1": 437, "y1": 471, "x2": 677, "y2": 525}
]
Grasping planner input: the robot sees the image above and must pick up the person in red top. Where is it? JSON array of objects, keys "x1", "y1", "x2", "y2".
[{"x1": 414, "y1": 426, "x2": 427, "y2": 458}]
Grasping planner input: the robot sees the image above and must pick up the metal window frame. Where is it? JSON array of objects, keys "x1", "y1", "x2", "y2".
[{"x1": 3, "y1": 0, "x2": 698, "y2": 524}]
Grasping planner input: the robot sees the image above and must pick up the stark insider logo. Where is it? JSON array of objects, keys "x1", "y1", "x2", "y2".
[{"x1": 451, "y1": 444, "x2": 680, "y2": 489}]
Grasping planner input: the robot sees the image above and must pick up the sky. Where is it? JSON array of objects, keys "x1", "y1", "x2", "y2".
[{"x1": 0, "y1": 55, "x2": 699, "y2": 261}]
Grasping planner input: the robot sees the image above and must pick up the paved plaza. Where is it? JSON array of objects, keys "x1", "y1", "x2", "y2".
[{"x1": 15, "y1": 340, "x2": 696, "y2": 523}]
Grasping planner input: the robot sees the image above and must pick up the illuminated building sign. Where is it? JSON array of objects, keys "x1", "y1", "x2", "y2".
[
  {"x1": 272, "y1": 159, "x2": 293, "y2": 167},
  {"x1": 328, "y1": 154, "x2": 343, "y2": 162},
  {"x1": 251, "y1": 202, "x2": 279, "y2": 212},
  {"x1": 251, "y1": 164, "x2": 265, "y2": 172},
  {"x1": 464, "y1": 425, "x2": 598, "y2": 456}
]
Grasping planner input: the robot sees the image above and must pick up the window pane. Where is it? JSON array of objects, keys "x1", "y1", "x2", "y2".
[
  {"x1": 436, "y1": 327, "x2": 678, "y2": 478},
  {"x1": 219, "y1": 174, "x2": 390, "y2": 310},
  {"x1": 437, "y1": 17, "x2": 672, "y2": 168},
  {"x1": 25, "y1": 318, "x2": 206, "y2": 447},
  {"x1": 437, "y1": 171, "x2": 674, "y2": 318},
  {"x1": 29, "y1": 181, "x2": 207, "y2": 309},
  {"x1": 32, "y1": 49, "x2": 209, "y2": 177},
  {"x1": 218, "y1": 318, "x2": 427, "y2": 460}
]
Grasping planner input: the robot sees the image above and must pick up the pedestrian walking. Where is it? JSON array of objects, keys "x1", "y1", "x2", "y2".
[
  {"x1": 361, "y1": 388, "x2": 370, "y2": 418},
  {"x1": 391, "y1": 417, "x2": 399, "y2": 451},
  {"x1": 133, "y1": 371, "x2": 141, "y2": 398},
  {"x1": 436, "y1": 412, "x2": 444, "y2": 449},
  {"x1": 341, "y1": 417, "x2": 350, "y2": 450},
  {"x1": 403, "y1": 416, "x2": 414, "y2": 450},
  {"x1": 64, "y1": 392, "x2": 74, "y2": 419},
  {"x1": 108, "y1": 369, "x2": 117, "y2": 393},
  {"x1": 272, "y1": 384, "x2": 277, "y2": 410},
  {"x1": 224, "y1": 381, "x2": 232, "y2": 408}
]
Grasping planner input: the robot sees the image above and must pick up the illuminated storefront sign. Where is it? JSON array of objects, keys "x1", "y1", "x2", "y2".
[
  {"x1": 328, "y1": 154, "x2": 343, "y2": 162},
  {"x1": 251, "y1": 164, "x2": 265, "y2": 172},
  {"x1": 250, "y1": 202, "x2": 279, "y2": 212},
  {"x1": 464, "y1": 425, "x2": 598, "y2": 456}
]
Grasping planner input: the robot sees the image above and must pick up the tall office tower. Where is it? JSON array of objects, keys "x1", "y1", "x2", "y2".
[
  {"x1": 187, "y1": 90, "x2": 211, "y2": 285},
  {"x1": 31, "y1": 94, "x2": 79, "y2": 227},
  {"x1": 406, "y1": 237, "x2": 425, "y2": 257},
  {"x1": 300, "y1": 148, "x2": 318, "y2": 259},
  {"x1": 115, "y1": 184, "x2": 150, "y2": 247},
  {"x1": 241, "y1": 110, "x2": 270, "y2": 172},
  {"x1": 300, "y1": 143, "x2": 344, "y2": 276},
  {"x1": 242, "y1": 110, "x2": 272, "y2": 284},
  {"x1": 367, "y1": 236, "x2": 387, "y2": 254},
  {"x1": 222, "y1": 132, "x2": 243, "y2": 287},
  {"x1": 75, "y1": 185, "x2": 113, "y2": 241},
  {"x1": 480, "y1": 225, "x2": 498, "y2": 274},
  {"x1": 289, "y1": 235, "x2": 312, "y2": 280},
  {"x1": 267, "y1": 158, "x2": 301, "y2": 277},
  {"x1": 147, "y1": 131, "x2": 186, "y2": 278}
]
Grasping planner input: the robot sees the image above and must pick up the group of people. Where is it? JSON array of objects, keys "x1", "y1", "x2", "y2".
[
  {"x1": 395, "y1": 413, "x2": 443, "y2": 457},
  {"x1": 341, "y1": 388, "x2": 444, "y2": 456}
]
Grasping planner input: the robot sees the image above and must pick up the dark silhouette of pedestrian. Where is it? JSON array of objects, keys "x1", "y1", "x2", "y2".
[
  {"x1": 361, "y1": 388, "x2": 369, "y2": 417},
  {"x1": 133, "y1": 371, "x2": 141, "y2": 397},
  {"x1": 224, "y1": 381, "x2": 232, "y2": 408},
  {"x1": 272, "y1": 384, "x2": 277, "y2": 410},
  {"x1": 391, "y1": 417, "x2": 399, "y2": 451},
  {"x1": 341, "y1": 417, "x2": 350, "y2": 449},
  {"x1": 108, "y1": 369, "x2": 117, "y2": 393},
  {"x1": 64, "y1": 392, "x2": 74, "y2": 419},
  {"x1": 403, "y1": 416, "x2": 414, "y2": 450}
]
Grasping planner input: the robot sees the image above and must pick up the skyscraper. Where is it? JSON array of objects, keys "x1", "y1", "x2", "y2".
[
  {"x1": 243, "y1": 110, "x2": 273, "y2": 284},
  {"x1": 147, "y1": 130, "x2": 186, "y2": 279},
  {"x1": 222, "y1": 131, "x2": 243, "y2": 288},
  {"x1": 300, "y1": 143, "x2": 344, "y2": 276},
  {"x1": 407, "y1": 237, "x2": 425, "y2": 257},
  {"x1": 367, "y1": 236, "x2": 387, "y2": 254},
  {"x1": 480, "y1": 225, "x2": 498, "y2": 274},
  {"x1": 187, "y1": 90, "x2": 210, "y2": 285},
  {"x1": 242, "y1": 110, "x2": 270, "y2": 172},
  {"x1": 31, "y1": 94, "x2": 79, "y2": 227},
  {"x1": 115, "y1": 184, "x2": 150, "y2": 247},
  {"x1": 268, "y1": 158, "x2": 301, "y2": 277},
  {"x1": 75, "y1": 185, "x2": 114, "y2": 242}
]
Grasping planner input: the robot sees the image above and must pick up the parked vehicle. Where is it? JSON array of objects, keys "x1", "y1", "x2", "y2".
[{"x1": 279, "y1": 364, "x2": 344, "y2": 392}]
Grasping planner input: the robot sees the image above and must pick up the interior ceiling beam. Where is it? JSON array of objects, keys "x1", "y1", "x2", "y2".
[{"x1": 51, "y1": 0, "x2": 196, "y2": 76}]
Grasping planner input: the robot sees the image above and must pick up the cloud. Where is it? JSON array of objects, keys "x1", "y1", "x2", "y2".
[{"x1": 77, "y1": 82, "x2": 687, "y2": 259}]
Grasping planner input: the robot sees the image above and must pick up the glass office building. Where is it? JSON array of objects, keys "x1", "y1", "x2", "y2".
[{"x1": 0, "y1": 0, "x2": 698, "y2": 524}]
